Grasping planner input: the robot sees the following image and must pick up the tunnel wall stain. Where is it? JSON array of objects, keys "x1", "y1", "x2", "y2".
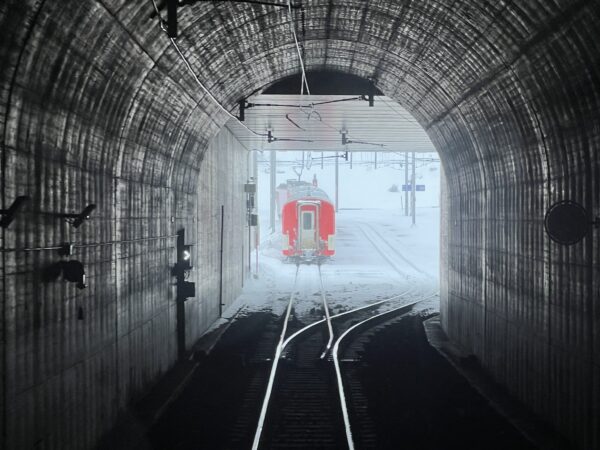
[{"x1": 1, "y1": 0, "x2": 599, "y2": 449}]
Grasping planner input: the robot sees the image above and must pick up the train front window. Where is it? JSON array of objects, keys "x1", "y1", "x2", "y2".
[{"x1": 302, "y1": 212, "x2": 313, "y2": 230}]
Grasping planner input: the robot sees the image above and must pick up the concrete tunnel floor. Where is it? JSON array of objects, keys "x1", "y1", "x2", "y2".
[{"x1": 123, "y1": 209, "x2": 541, "y2": 449}]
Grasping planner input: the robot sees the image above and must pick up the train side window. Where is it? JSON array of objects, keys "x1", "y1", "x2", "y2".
[{"x1": 302, "y1": 212, "x2": 313, "y2": 230}]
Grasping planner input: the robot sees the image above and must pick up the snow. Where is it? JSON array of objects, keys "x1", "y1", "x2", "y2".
[{"x1": 224, "y1": 152, "x2": 441, "y2": 323}]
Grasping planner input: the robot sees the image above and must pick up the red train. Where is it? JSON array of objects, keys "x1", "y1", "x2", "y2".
[{"x1": 281, "y1": 181, "x2": 335, "y2": 261}]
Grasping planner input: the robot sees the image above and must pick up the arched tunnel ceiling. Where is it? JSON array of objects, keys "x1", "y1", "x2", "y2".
[
  {"x1": 2, "y1": 0, "x2": 599, "y2": 191},
  {"x1": 120, "y1": 0, "x2": 599, "y2": 180}
]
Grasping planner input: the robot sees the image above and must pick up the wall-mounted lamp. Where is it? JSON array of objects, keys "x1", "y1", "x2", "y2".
[
  {"x1": 60, "y1": 204, "x2": 96, "y2": 228},
  {"x1": 0, "y1": 196, "x2": 30, "y2": 228}
]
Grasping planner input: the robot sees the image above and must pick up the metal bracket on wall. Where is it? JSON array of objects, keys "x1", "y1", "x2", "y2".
[
  {"x1": 47, "y1": 204, "x2": 96, "y2": 228},
  {"x1": 1, "y1": 198, "x2": 95, "y2": 229},
  {"x1": 0, "y1": 195, "x2": 30, "y2": 228}
]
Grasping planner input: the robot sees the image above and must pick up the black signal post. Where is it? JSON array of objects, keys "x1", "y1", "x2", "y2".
[{"x1": 174, "y1": 228, "x2": 195, "y2": 360}]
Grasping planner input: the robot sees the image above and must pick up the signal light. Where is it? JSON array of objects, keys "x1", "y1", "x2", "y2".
[{"x1": 180, "y1": 244, "x2": 193, "y2": 270}]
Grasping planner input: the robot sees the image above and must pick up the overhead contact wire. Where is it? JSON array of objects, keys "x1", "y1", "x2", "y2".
[
  {"x1": 287, "y1": 0, "x2": 310, "y2": 95},
  {"x1": 149, "y1": 0, "x2": 267, "y2": 140}
]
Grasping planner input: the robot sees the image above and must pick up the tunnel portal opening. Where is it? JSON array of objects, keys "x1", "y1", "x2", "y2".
[
  {"x1": 229, "y1": 68, "x2": 442, "y2": 287},
  {"x1": 227, "y1": 83, "x2": 443, "y2": 300}
]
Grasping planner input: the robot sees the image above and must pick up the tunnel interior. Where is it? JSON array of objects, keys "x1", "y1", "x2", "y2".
[{"x1": 1, "y1": 1, "x2": 599, "y2": 449}]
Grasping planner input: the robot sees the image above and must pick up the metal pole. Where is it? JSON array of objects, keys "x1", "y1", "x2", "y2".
[
  {"x1": 335, "y1": 154, "x2": 339, "y2": 212},
  {"x1": 219, "y1": 206, "x2": 225, "y2": 317},
  {"x1": 253, "y1": 151, "x2": 258, "y2": 276},
  {"x1": 270, "y1": 150, "x2": 276, "y2": 233},
  {"x1": 176, "y1": 229, "x2": 186, "y2": 360},
  {"x1": 374, "y1": 151, "x2": 377, "y2": 170},
  {"x1": 404, "y1": 153, "x2": 409, "y2": 216},
  {"x1": 350, "y1": 151, "x2": 353, "y2": 169},
  {"x1": 411, "y1": 152, "x2": 416, "y2": 226},
  {"x1": 321, "y1": 152, "x2": 324, "y2": 169},
  {"x1": 248, "y1": 219, "x2": 251, "y2": 274}
]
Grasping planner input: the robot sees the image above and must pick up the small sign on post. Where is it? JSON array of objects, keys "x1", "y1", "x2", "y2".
[{"x1": 401, "y1": 184, "x2": 426, "y2": 191}]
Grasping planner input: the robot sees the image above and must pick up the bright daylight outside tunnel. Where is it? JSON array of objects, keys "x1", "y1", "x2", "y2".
[{"x1": 0, "y1": 1, "x2": 599, "y2": 449}]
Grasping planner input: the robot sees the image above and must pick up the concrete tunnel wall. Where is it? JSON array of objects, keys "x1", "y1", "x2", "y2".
[{"x1": 0, "y1": 1, "x2": 599, "y2": 449}]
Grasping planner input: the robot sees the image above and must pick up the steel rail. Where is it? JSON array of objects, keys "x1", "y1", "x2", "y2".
[
  {"x1": 317, "y1": 265, "x2": 335, "y2": 359},
  {"x1": 358, "y1": 223, "x2": 425, "y2": 279},
  {"x1": 252, "y1": 271, "x2": 415, "y2": 449},
  {"x1": 360, "y1": 222, "x2": 432, "y2": 278},
  {"x1": 251, "y1": 264, "x2": 301, "y2": 450},
  {"x1": 332, "y1": 290, "x2": 439, "y2": 450},
  {"x1": 281, "y1": 286, "x2": 416, "y2": 352}
]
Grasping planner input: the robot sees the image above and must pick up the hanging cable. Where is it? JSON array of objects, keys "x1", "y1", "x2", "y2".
[
  {"x1": 149, "y1": 0, "x2": 268, "y2": 140},
  {"x1": 287, "y1": 0, "x2": 310, "y2": 95}
]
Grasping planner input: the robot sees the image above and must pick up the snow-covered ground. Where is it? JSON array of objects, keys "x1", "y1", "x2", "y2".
[{"x1": 224, "y1": 152, "x2": 440, "y2": 323}]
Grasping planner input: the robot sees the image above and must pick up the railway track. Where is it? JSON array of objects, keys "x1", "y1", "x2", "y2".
[
  {"x1": 250, "y1": 262, "x2": 438, "y2": 450},
  {"x1": 358, "y1": 222, "x2": 433, "y2": 280}
]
